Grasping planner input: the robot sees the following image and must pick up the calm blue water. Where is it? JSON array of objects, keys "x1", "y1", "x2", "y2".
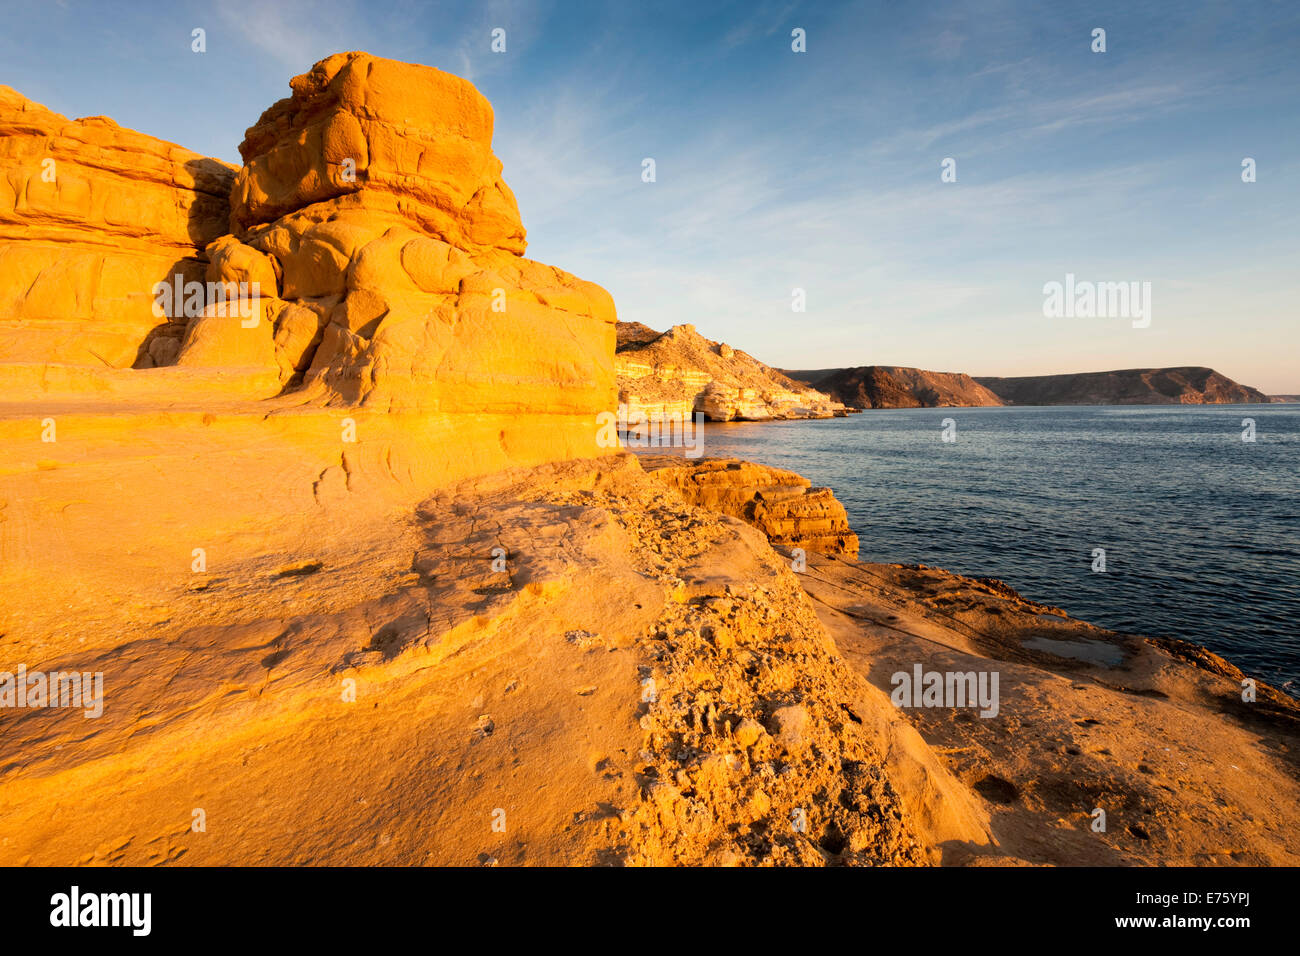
[{"x1": 692, "y1": 405, "x2": 1300, "y2": 696}]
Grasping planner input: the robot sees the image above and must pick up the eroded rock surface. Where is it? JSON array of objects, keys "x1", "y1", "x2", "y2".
[
  {"x1": 1, "y1": 54, "x2": 619, "y2": 488},
  {"x1": 616, "y1": 322, "x2": 846, "y2": 422},
  {"x1": 641, "y1": 455, "x2": 860, "y2": 558},
  {"x1": 800, "y1": 555, "x2": 1300, "y2": 865},
  {"x1": 176, "y1": 52, "x2": 616, "y2": 415},
  {"x1": 0, "y1": 86, "x2": 235, "y2": 369},
  {"x1": 0, "y1": 455, "x2": 988, "y2": 866}
]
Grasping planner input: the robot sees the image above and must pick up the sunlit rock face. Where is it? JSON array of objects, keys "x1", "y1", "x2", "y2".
[
  {"x1": 0, "y1": 54, "x2": 622, "y2": 597},
  {"x1": 230, "y1": 51, "x2": 526, "y2": 252},
  {"x1": 615, "y1": 322, "x2": 846, "y2": 423},
  {"x1": 641, "y1": 456, "x2": 860, "y2": 558},
  {"x1": 1, "y1": 53, "x2": 616, "y2": 438},
  {"x1": 179, "y1": 51, "x2": 617, "y2": 417},
  {"x1": 0, "y1": 85, "x2": 235, "y2": 369}
]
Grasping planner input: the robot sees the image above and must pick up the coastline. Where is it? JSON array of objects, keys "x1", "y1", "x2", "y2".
[
  {"x1": 2, "y1": 398, "x2": 1296, "y2": 864},
  {"x1": 1, "y1": 48, "x2": 1294, "y2": 869},
  {"x1": 637, "y1": 450, "x2": 1300, "y2": 863},
  {"x1": 652, "y1": 405, "x2": 1299, "y2": 696},
  {"x1": 639, "y1": 440, "x2": 1299, "y2": 705}
]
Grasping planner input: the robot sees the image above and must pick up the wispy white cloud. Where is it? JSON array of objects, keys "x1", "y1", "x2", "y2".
[
  {"x1": 721, "y1": 1, "x2": 802, "y2": 50},
  {"x1": 212, "y1": 0, "x2": 375, "y2": 74},
  {"x1": 174, "y1": 0, "x2": 1300, "y2": 390}
]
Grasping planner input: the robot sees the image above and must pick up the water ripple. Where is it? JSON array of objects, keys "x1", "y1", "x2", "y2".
[{"x1": 698, "y1": 405, "x2": 1300, "y2": 696}]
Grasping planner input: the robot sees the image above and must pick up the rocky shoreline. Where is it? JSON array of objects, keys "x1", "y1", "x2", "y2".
[
  {"x1": 1, "y1": 53, "x2": 1294, "y2": 867},
  {"x1": 645, "y1": 455, "x2": 1300, "y2": 864},
  {"x1": 5, "y1": 443, "x2": 1293, "y2": 865}
]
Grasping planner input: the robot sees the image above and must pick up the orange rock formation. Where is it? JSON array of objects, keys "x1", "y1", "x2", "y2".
[
  {"x1": 182, "y1": 52, "x2": 616, "y2": 415},
  {"x1": 0, "y1": 54, "x2": 1295, "y2": 870},
  {"x1": 0, "y1": 86, "x2": 234, "y2": 370},
  {"x1": 641, "y1": 456, "x2": 860, "y2": 558}
]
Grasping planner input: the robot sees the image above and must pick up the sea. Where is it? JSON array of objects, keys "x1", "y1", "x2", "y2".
[{"x1": 688, "y1": 404, "x2": 1300, "y2": 697}]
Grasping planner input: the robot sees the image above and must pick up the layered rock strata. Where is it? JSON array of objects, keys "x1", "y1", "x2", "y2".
[
  {"x1": 641, "y1": 455, "x2": 860, "y2": 558},
  {"x1": 616, "y1": 322, "x2": 846, "y2": 422},
  {"x1": 175, "y1": 52, "x2": 616, "y2": 418},
  {"x1": 789, "y1": 365, "x2": 1003, "y2": 408},
  {"x1": 0, "y1": 53, "x2": 619, "y2": 490},
  {"x1": 0, "y1": 86, "x2": 235, "y2": 369}
]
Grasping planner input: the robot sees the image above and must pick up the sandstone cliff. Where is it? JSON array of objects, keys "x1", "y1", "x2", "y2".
[
  {"x1": 790, "y1": 365, "x2": 1003, "y2": 408},
  {"x1": 181, "y1": 51, "x2": 617, "y2": 418},
  {"x1": 975, "y1": 367, "x2": 1270, "y2": 405},
  {"x1": 0, "y1": 86, "x2": 235, "y2": 369},
  {"x1": 0, "y1": 53, "x2": 618, "y2": 490},
  {"x1": 616, "y1": 322, "x2": 846, "y2": 422}
]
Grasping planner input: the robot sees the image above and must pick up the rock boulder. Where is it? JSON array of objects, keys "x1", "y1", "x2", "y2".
[{"x1": 0, "y1": 86, "x2": 235, "y2": 368}]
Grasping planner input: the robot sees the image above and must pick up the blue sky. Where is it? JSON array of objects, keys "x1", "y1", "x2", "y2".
[{"x1": 4, "y1": 0, "x2": 1298, "y2": 390}]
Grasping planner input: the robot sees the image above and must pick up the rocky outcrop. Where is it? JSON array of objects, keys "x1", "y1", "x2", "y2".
[
  {"x1": 0, "y1": 55, "x2": 615, "y2": 425},
  {"x1": 173, "y1": 52, "x2": 616, "y2": 416},
  {"x1": 976, "y1": 367, "x2": 1268, "y2": 405},
  {"x1": 0, "y1": 86, "x2": 235, "y2": 369},
  {"x1": 788, "y1": 366, "x2": 1003, "y2": 408},
  {"x1": 0, "y1": 54, "x2": 618, "y2": 485},
  {"x1": 801, "y1": 554, "x2": 1300, "y2": 865},
  {"x1": 229, "y1": 53, "x2": 525, "y2": 253},
  {"x1": 641, "y1": 455, "x2": 859, "y2": 558},
  {"x1": 0, "y1": 454, "x2": 988, "y2": 866},
  {"x1": 616, "y1": 322, "x2": 846, "y2": 422}
]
